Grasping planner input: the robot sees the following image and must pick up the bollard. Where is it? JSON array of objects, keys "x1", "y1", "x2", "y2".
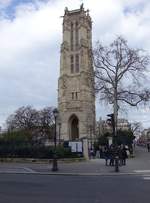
[
  {"x1": 115, "y1": 156, "x2": 119, "y2": 172},
  {"x1": 51, "y1": 153, "x2": 58, "y2": 172}
]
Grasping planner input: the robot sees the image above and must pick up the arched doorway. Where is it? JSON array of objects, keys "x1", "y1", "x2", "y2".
[{"x1": 69, "y1": 115, "x2": 79, "y2": 140}]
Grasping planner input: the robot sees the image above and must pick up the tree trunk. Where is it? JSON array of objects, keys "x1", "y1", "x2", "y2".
[{"x1": 114, "y1": 87, "x2": 118, "y2": 140}]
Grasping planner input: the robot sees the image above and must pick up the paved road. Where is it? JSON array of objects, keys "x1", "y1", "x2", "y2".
[
  {"x1": 0, "y1": 146, "x2": 149, "y2": 202},
  {"x1": 0, "y1": 173, "x2": 150, "y2": 203}
]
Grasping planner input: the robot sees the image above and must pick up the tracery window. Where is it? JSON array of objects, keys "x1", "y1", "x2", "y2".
[
  {"x1": 72, "y1": 92, "x2": 74, "y2": 100},
  {"x1": 75, "y1": 21, "x2": 79, "y2": 49},
  {"x1": 75, "y1": 54, "x2": 79, "y2": 73},
  {"x1": 70, "y1": 55, "x2": 74, "y2": 73},
  {"x1": 70, "y1": 23, "x2": 73, "y2": 51},
  {"x1": 76, "y1": 92, "x2": 78, "y2": 100},
  {"x1": 71, "y1": 92, "x2": 78, "y2": 100}
]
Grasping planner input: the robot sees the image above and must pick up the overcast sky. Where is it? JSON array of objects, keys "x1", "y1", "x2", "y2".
[{"x1": 0, "y1": 0, "x2": 150, "y2": 129}]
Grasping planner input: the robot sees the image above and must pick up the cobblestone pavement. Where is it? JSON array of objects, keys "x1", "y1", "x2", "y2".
[{"x1": 0, "y1": 146, "x2": 149, "y2": 175}]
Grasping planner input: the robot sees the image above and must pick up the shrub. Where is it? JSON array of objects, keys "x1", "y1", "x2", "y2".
[{"x1": 0, "y1": 131, "x2": 82, "y2": 159}]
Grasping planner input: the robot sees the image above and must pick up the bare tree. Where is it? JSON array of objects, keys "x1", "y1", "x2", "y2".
[
  {"x1": 6, "y1": 106, "x2": 55, "y2": 143},
  {"x1": 131, "y1": 122, "x2": 143, "y2": 137},
  {"x1": 7, "y1": 106, "x2": 38, "y2": 131},
  {"x1": 38, "y1": 107, "x2": 54, "y2": 139},
  {"x1": 94, "y1": 36, "x2": 150, "y2": 136}
]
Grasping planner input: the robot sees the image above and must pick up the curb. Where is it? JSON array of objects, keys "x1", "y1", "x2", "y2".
[
  {"x1": 0, "y1": 171, "x2": 150, "y2": 176},
  {"x1": 0, "y1": 158, "x2": 85, "y2": 164}
]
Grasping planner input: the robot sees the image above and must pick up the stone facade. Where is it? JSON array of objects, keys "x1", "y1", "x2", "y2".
[
  {"x1": 58, "y1": 5, "x2": 95, "y2": 141},
  {"x1": 96, "y1": 118, "x2": 131, "y2": 137}
]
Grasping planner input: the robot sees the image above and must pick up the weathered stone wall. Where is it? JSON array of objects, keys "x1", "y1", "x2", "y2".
[{"x1": 58, "y1": 5, "x2": 95, "y2": 140}]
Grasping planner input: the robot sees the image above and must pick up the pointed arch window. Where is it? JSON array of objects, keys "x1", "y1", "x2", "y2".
[
  {"x1": 70, "y1": 55, "x2": 74, "y2": 73},
  {"x1": 76, "y1": 92, "x2": 78, "y2": 99},
  {"x1": 70, "y1": 22, "x2": 74, "y2": 51},
  {"x1": 72, "y1": 92, "x2": 74, "y2": 99},
  {"x1": 75, "y1": 21, "x2": 79, "y2": 49},
  {"x1": 75, "y1": 54, "x2": 79, "y2": 73},
  {"x1": 69, "y1": 114, "x2": 79, "y2": 140}
]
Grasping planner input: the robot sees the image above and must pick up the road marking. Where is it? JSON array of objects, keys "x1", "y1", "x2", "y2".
[
  {"x1": 143, "y1": 177, "x2": 150, "y2": 180},
  {"x1": 134, "y1": 170, "x2": 150, "y2": 173},
  {"x1": 23, "y1": 167, "x2": 36, "y2": 173},
  {"x1": 0, "y1": 167, "x2": 36, "y2": 173}
]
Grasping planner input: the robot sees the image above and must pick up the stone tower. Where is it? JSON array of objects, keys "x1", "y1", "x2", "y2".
[{"x1": 58, "y1": 4, "x2": 95, "y2": 141}]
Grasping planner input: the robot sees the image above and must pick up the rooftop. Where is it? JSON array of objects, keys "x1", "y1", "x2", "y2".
[{"x1": 64, "y1": 4, "x2": 85, "y2": 16}]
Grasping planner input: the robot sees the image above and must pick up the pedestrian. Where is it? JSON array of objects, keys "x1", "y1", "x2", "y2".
[
  {"x1": 95, "y1": 147, "x2": 100, "y2": 158},
  {"x1": 122, "y1": 146, "x2": 128, "y2": 165},
  {"x1": 104, "y1": 146, "x2": 110, "y2": 166},
  {"x1": 147, "y1": 143, "x2": 150, "y2": 152},
  {"x1": 118, "y1": 146, "x2": 123, "y2": 166},
  {"x1": 89, "y1": 148, "x2": 95, "y2": 159},
  {"x1": 109, "y1": 145, "x2": 115, "y2": 166},
  {"x1": 99, "y1": 146, "x2": 103, "y2": 158}
]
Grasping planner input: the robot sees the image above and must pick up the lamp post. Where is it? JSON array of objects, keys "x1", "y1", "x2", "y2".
[
  {"x1": 58, "y1": 121, "x2": 61, "y2": 145},
  {"x1": 52, "y1": 108, "x2": 58, "y2": 172},
  {"x1": 89, "y1": 125, "x2": 92, "y2": 149}
]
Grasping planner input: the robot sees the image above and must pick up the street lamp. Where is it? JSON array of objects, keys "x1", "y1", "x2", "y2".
[
  {"x1": 52, "y1": 108, "x2": 59, "y2": 171},
  {"x1": 58, "y1": 121, "x2": 61, "y2": 145},
  {"x1": 89, "y1": 125, "x2": 92, "y2": 149}
]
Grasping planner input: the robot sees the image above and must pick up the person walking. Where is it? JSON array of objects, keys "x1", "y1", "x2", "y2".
[
  {"x1": 109, "y1": 145, "x2": 115, "y2": 166},
  {"x1": 89, "y1": 148, "x2": 95, "y2": 159},
  {"x1": 118, "y1": 146, "x2": 123, "y2": 166},
  {"x1": 104, "y1": 146, "x2": 110, "y2": 166},
  {"x1": 147, "y1": 143, "x2": 150, "y2": 152},
  {"x1": 122, "y1": 146, "x2": 128, "y2": 165}
]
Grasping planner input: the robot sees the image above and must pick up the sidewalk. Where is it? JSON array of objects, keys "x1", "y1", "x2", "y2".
[{"x1": 0, "y1": 146, "x2": 149, "y2": 175}]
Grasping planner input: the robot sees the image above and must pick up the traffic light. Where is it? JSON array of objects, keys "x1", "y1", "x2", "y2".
[
  {"x1": 107, "y1": 113, "x2": 115, "y2": 137},
  {"x1": 107, "y1": 113, "x2": 114, "y2": 127}
]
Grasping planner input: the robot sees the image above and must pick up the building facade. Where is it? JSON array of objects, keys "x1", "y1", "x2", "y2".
[
  {"x1": 96, "y1": 118, "x2": 131, "y2": 137},
  {"x1": 139, "y1": 128, "x2": 150, "y2": 144},
  {"x1": 58, "y1": 5, "x2": 95, "y2": 141}
]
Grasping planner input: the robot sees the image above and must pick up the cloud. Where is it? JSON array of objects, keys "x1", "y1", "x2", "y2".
[
  {"x1": 0, "y1": 0, "x2": 62, "y2": 126},
  {"x1": 0, "y1": 0, "x2": 12, "y2": 7},
  {"x1": 0, "y1": 0, "x2": 150, "y2": 128}
]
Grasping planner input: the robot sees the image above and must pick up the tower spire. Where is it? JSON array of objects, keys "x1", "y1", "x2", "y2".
[{"x1": 80, "y1": 3, "x2": 84, "y2": 10}]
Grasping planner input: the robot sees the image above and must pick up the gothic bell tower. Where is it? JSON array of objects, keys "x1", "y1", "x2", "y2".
[{"x1": 58, "y1": 4, "x2": 95, "y2": 141}]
